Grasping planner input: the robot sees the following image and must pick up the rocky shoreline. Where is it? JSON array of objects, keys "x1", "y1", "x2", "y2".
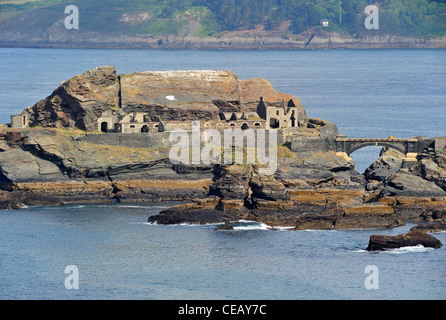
[
  {"x1": 1, "y1": 22, "x2": 446, "y2": 50},
  {"x1": 2, "y1": 127, "x2": 445, "y2": 235},
  {"x1": 1, "y1": 33, "x2": 445, "y2": 50}
]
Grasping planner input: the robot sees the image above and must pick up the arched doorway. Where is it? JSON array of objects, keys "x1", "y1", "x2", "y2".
[{"x1": 100, "y1": 122, "x2": 108, "y2": 132}]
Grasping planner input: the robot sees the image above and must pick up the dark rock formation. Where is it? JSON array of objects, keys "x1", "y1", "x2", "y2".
[
  {"x1": 364, "y1": 148, "x2": 403, "y2": 182},
  {"x1": 380, "y1": 170, "x2": 446, "y2": 198},
  {"x1": 148, "y1": 158, "x2": 405, "y2": 230},
  {"x1": 215, "y1": 223, "x2": 234, "y2": 231},
  {"x1": 366, "y1": 231, "x2": 442, "y2": 251},
  {"x1": 412, "y1": 148, "x2": 446, "y2": 191},
  {"x1": 410, "y1": 223, "x2": 446, "y2": 233}
]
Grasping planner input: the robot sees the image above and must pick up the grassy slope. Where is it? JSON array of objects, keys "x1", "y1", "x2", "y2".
[{"x1": 0, "y1": 0, "x2": 445, "y2": 39}]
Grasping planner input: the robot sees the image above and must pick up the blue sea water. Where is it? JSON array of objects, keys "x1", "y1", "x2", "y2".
[
  {"x1": 0, "y1": 203, "x2": 445, "y2": 300},
  {"x1": 0, "y1": 48, "x2": 445, "y2": 300}
]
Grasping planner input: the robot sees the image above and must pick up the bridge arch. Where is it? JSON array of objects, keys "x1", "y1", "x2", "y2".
[{"x1": 346, "y1": 142, "x2": 406, "y2": 156}]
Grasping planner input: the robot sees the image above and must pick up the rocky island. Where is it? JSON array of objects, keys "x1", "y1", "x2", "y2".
[{"x1": 1, "y1": 66, "x2": 445, "y2": 248}]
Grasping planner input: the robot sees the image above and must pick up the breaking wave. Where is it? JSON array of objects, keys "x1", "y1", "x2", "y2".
[{"x1": 384, "y1": 245, "x2": 435, "y2": 254}]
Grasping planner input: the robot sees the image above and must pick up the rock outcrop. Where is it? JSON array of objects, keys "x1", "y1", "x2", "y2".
[
  {"x1": 366, "y1": 231, "x2": 442, "y2": 251},
  {"x1": 148, "y1": 142, "x2": 446, "y2": 230},
  {"x1": 148, "y1": 155, "x2": 404, "y2": 230},
  {"x1": 21, "y1": 66, "x2": 306, "y2": 132},
  {"x1": 29, "y1": 66, "x2": 120, "y2": 131},
  {"x1": 0, "y1": 129, "x2": 212, "y2": 206}
]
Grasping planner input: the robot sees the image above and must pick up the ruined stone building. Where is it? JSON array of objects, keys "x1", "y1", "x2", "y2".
[
  {"x1": 9, "y1": 67, "x2": 309, "y2": 134},
  {"x1": 92, "y1": 97, "x2": 303, "y2": 134}
]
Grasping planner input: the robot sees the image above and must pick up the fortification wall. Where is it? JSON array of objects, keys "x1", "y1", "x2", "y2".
[
  {"x1": 77, "y1": 133, "x2": 173, "y2": 148},
  {"x1": 77, "y1": 129, "x2": 286, "y2": 149},
  {"x1": 290, "y1": 136, "x2": 336, "y2": 153}
]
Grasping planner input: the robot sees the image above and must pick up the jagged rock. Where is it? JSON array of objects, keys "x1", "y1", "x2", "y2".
[
  {"x1": 148, "y1": 202, "x2": 248, "y2": 225},
  {"x1": 250, "y1": 173, "x2": 287, "y2": 201},
  {"x1": 279, "y1": 151, "x2": 362, "y2": 188},
  {"x1": 209, "y1": 164, "x2": 253, "y2": 200},
  {"x1": 364, "y1": 148, "x2": 404, "y2": 182},
  {"x1": 366, "y1": 231, "x2": 442, "y2": 251},
  {"x1": 412, "y1": 147, "x2": 446, "y2": 191},
  {"x1": 29, "y1": 66, "x2": 119, "y2": 131},
  {"x1": 381, "y1": 170, "x2": 446, "y2": 198},
  {"x1": 0, "y1": 146, "x2": 68, "y2": 185}
]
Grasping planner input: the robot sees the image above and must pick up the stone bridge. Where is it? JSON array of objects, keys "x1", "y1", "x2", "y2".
[
  {"x1": 334, "y1": 135, "x2": 435, "y2": 166},
  {"x1": 289, "y1": 135, "x2": 435, "y2": 167}
]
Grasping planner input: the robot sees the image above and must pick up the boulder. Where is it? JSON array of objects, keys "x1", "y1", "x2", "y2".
[
  {"x1": 364, "y1": 148, "x2": 404, "y2": 182},
  {"x1": 366, "y1": 231, "x2": 442, "y2": 251},
  {"x1": 215, "y1": 223, "x2": 234, "y2": 231},
  {"x1": 381, "y1": 170, "x2": 446, "y2": 198},
  {"x1": 412, "y1": 147, "x2": 446, "y2": 191}
]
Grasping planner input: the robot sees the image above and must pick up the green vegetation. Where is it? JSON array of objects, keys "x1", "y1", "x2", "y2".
[{"x1": 0, "y1": 0, "x2": 445, "y2": 38}]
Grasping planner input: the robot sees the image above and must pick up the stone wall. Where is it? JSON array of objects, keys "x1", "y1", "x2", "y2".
[
  {"x1": 290, "y1": 136, "x2": 336, "y2": 153},
  {"x1": 78, "y1": 129, "x2": 286, "y2": 149},
  {"x1": 77, "y1": 132, "x2": 173, "y2": 148}
]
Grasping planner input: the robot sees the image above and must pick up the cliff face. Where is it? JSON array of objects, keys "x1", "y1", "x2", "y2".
[
  {"x1": 23, "y1": 66, "x2": 305, "y2": 132},
  {"x1": 0, "y1": 129, "x2": 213, "y2": 208},
  {"x1": 29, "y1": 66, "x2": 120, "y2": 131}
]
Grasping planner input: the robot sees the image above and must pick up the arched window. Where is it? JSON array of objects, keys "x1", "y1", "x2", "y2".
[
  {"x1": 241, "y1": 123, "x2": 249, "y2": 130},
  {"x1": 141, "y1": 125, "x2": 149, "y2": 133}
]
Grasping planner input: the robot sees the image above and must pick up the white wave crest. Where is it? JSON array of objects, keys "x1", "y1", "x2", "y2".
[
  {"x1": 232, "y1": 222, "x2": 269, "y2": 231},
  {"x1": 385, "y1": 245, "x2": 434, "y2": 254}
]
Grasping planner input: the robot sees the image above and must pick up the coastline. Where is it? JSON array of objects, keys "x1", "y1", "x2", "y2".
[{"x1": 1, "y1": 33, "x2": 445, "y2": 50}]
